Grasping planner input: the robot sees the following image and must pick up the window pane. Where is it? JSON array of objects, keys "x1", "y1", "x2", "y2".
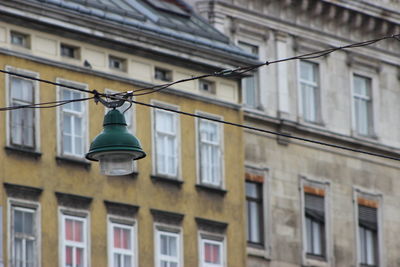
[
  {"x1": 11, "y1": 109, "x2": 23, "y2": 145},
  {"x1": 366, "y1": 229, "x2": 375, "y2": 265},
  {"x1": 74, "y1": 136, "x2": 83, "y2": 156},
  {"x1": 114, "y1": 227, "x2": 121, "y2": 248},
  {"x1": 312, "y1": 221, "x2": 322, "y2": 255},
  {"x1": 14, "y1": 238, "x2": 23, "y2": 267},
  {"x1": 359, "y1": 227, "x2": 365, "y2": 263},
  {"x1": 246, "y1": 183, "x2": 258, "y2": 198},
  {"x1": 168, "y1": 235, "x2": 177, "y2": 257},
  {"x1": 243, "y1": 75, "x2": 256, "y2": 107},
  {"x1": 74, "y1": 220, "x2": 83, "y2": 242},
  {"x1": 122, "y1": 228, "x2": 131, "y2": 249},
  {"x1": 306, "y1": 217, "x2": 313, "y2": 254},
  {"x1": 114, "y1": 253, "x2": 122, "y2": 267},
  {"x1": 76, "y1": 247, "x2": 84, "y2": 267},
  {"x1": 66, "y1": 246, "x2": 73, "y2": 266},
  {"x1": 249, "y1": 202, "x2": 260, "y2": 243},
  {"x1": 23, "y1": 211, "x2": 33, "y2": 235},
  {"x1": 160, "y1": 234, "x2": 168, "y2": 255},
  {"x1": 123, "y1": 255, "x2": 132, "y2": 267},
  {"x1": 65, "y1": 219, "x2": 73, "y2": 241},
  {"x1": 204, "y1": 243, "x2": 220, "y2": 264},
  {"x1": 26, "y1": 239, "x2": 34, "y2": 267},
  {"x1": 14, "y1": 210, "x2": 23, "y2": 233}
]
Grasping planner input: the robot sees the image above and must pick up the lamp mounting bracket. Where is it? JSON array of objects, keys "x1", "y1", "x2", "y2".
[{"x1": 94, "y1": 90, "x2": 133, "y2": 109}]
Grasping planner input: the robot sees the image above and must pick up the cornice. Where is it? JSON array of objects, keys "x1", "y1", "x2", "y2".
[
  {"x1": 243, "y1": 110, "x2": 400, "y2": 160},
  {"x1": 206, "y1": 0, "x2": 399, "y2": 57}
]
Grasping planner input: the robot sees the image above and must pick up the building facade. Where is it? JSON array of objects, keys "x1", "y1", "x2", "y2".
[
  {"x1": 0, "y1": 0, "x2": 258, "y2": 266},
  {"x1": 188, "y1": 0, "x2": 400, "y2": 266}
]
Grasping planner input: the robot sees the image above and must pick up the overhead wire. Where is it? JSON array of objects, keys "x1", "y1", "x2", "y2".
[
  {"x1": 0, "y1": 34, "x2": 399, "y2": 161},
  {"x1": 126, "y1": 33, "x2": 400, "y2": 97},
  {"x1": 0, "y1": 97, "x2": 95, "y2": 111}
]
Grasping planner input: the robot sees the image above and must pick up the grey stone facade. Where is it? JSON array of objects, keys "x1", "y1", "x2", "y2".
[{"x1": 189, "y1": 0, "x2": 400, "y2": 266}]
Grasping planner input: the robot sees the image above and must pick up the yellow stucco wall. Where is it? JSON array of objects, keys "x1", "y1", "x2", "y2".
[{"x1": 0, "y1": 51, "x2": 246, "y2": 266}]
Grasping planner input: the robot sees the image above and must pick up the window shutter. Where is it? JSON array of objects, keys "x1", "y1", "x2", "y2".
[
  {"x1": 359, "y1": 205, "x2": 377, "y2": 230},
  {"x1": 305, "y1": 193, "x2": 324, "y2": 221}
]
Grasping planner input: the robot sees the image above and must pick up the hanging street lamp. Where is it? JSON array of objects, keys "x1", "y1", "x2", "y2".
[{"x1": 86, "y1": 92, "x2": 146, "y2": 176}]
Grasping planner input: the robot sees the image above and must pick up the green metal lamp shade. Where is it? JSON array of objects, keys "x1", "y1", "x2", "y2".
[{"x1": 86, "y1": 109, "x2": 146, "y2": 162}]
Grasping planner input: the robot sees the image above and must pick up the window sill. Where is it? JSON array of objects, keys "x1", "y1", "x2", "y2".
[
  {"x1": 247, "y1": 244, "x2": 270, "y2": 260},
  {"x1": 303, "y1": 255, "x2": 329, "y2": 267},
  {"x1": 196, "y1": 184, "x2": 227, "y2": 195},
  {"x1": 5, "y1": 146, "x2": 42, "y2": 159},
  {"x1": 55, "y1": 156, "x2": 91, "y2": 169},
  {"x1": 151, "y1": 175, "x2": 183, "y2": 186},
  {"x1": 351, "y1": 130, "x2": 379, "y2": 142}
]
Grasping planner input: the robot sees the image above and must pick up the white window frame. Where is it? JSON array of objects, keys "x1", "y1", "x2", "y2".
[
  {"x1": 299, "y1": 176, "x2": 331, "y2": 267},
  {"x1": 353, "y1": 187, "x2": 383, "y2": 267},
  {"x1": 107, "y1": 216, "x2": 137, "y2": 267},
  {"x1": 151, "y1": 101, "x2": 180, "y2": 179},
  {"x1": 56, "y1": 79, "x2": 89, "y2": 159},
  {"x1": 59, "y1": 210, "x2": 90, "y2": 267},
  {"x1": 351, "y1": 73, "x2": 377, "y2": 138},
  {"x1": 298, "y1": 60, "x2": 321, "y2": 124},
  {"x1": 198, "y1": 233, "x2": 226, "y2": 267},
  {"x1": 5, "y1": 66, "x2": 40, "y2": 151},
  {"x1": 196, "y1": 112, "x2": 224, "y2": 188},
  {"x1": 154, "y1": 225, "x2": 182, "y2": 267},
  {"x1": 7, "y1": 198, "x2": 41, "y2": 267}
]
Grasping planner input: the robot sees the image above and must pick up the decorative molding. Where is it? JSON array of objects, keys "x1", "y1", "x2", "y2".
[
  {"x1": 55, "y1": 192, "x2": 92, "y2": 209},
  {"x1": 4, "y1": 183, "x2": 43, "y2": 201},
  {"x1": 195, "y1": 217, "x2": 228, "y2": 234},
  {"x1": 150, "y1": 209, "x2": 184, "y2": 225},
  {"x1": 104, "y1": 200, "x2": 139, "y2": 217}
]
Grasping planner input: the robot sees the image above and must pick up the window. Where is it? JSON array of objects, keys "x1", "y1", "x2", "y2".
[
  {"x1": 10, "y1": 31, "x2": 30, "y2": 48},
  {"x1": 61, "y1": 215, "x2": 88, "y2": 267},
  {"x1": 198, "y1": 117, "x2": 222, "y2": 187},
  {"x1": 199, "y1": 80, "x2": 216, "y2": 94},
  {"x1": 304, "y1": 193, "x2": 325, "y2": 258},
  {"x1": 200, "y1": 238, "x2": 224, "y2": 267},
  {"x1": 353, "y1": 75, "x2": 373, "y2": 136},
  {"x1": 8, "y1": 74, "x2": 37, "y2": 149},
  {"x1": 238, "y1": 42, "x2": 259, "y2": 109},
  {"x1": 153, "y1": 107, "x2": 179, "y2": 177},
  {"x1": 299, "y1": 60, "x2": 320, "y2": 123},
  {"x1": 61, "y1": 44, "x2": 80, "y2": 59},
  {"x1": 10, "y1": 206, "x2": 38, "y2": 267},
  {"x1": 155, "y1": 67, "x2": 172, "y2": 82},
  {"x1": 246, "y1": 181, "x2": 263, "y2": 245},
  {"x1": 58, "y1": 81, "x2": 88, "y2": 158},
  {"x1": 358, "y1": 205, "x2": 378, "y2": 266},
  {"x1": 109, "y1": 56, "x2": 126, "y2": 71},
  {"x1": 155, "y1": 230, "x2": 181, "y2": 267},
  {"x1": 109, "y1": 222, "x2": 135, "y2": 267}
]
